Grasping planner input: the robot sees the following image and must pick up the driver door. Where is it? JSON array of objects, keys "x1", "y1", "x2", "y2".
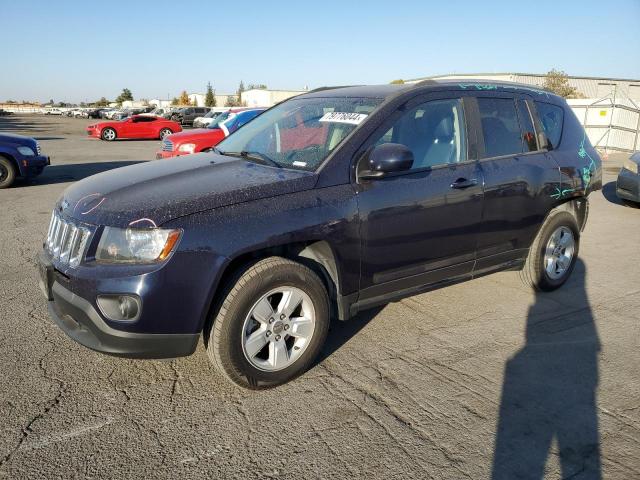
[{"x1": 355, "y1": 95, "x2": 484, "y2": 305}]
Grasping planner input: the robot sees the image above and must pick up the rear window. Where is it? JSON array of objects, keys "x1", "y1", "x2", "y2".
[
  {"x1": 535, "y1": 101, "x2": 564, "y2": 149},
  {"x1": 478, "y1": 98, "x2": 523, "y2": 158}
]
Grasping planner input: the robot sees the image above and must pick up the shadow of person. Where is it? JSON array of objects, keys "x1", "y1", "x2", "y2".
[{"x1": 492, "y1": 259, "x2": 602, "y2": 479}]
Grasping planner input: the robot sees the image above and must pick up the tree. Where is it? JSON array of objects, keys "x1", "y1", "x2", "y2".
[
  {"x1": 49, "y1": 99, "x2": 54, "y2": 105},
  {"x1": 247, "y1": 83, "x2": 267, "y2": 90},
  {"x1": 95, "y1": 97, "x2": 109, "y2": 107},
  {"x1": 204, "y1": 82, "x2": 216, "y2": 107},
  {"x1": 171, "y1": 97, "x2": 180, "y2": 106},
  {"x1": 225, "y1": 95, "x2": 240, "y2": 107},
  {"x1": 390, "y1": 79, "x2": 405, "y2": 84},
  {"x1": 191, "y1": 96, "x2": 198, "y2": 106},
  {"x1": 542, "y1": 70, "x2": 583, "y2": 98},
  {"x1": 115, "y1": 88, "x2": 133, "y2": 104},
  {"x1": 179, "y1": 90, "x2": 190, "y2": 105}
]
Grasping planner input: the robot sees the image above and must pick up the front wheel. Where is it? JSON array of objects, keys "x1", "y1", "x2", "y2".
[
  {"x1": 206, "y1": 257, "x2": 330, "y2": 389},
  {"x1": 0, "y1": 156, "x2": 16, "y2": 189},
  {"x1": 101, "y1": 127, "x2": 117, "y2": 141},
  {"x1": 520, "y1": 211, "x2": 580, "y2": 291},
  {"x1": 159, "y1": 128, "x2": 173, "y2": 140}
]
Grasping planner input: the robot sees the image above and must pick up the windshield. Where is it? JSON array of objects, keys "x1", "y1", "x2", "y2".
[
  {"x1": 207, "y1": 111, "x2": 231, "y2": 129},
  {"x1": 216, "y1": 97, "x2": 382, "y2": 171},
  {"x1": 203, "y1": 109, "x2": 219, "y2": 118}
]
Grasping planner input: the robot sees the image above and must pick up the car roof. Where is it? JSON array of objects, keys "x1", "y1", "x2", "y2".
[{"x1": 298, "y1": 80, "x2": 563, "y2": 103}]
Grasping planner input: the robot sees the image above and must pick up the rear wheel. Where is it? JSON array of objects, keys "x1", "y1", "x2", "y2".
[
  {"x1": 520, "y1": 211, "x2": 579, "y2": 291},
  {"x1": 101, "y1": 127, "x2": 117, "y2": 141},
  {"x1": 0, "y1": 156, "x2": 16, "y2": 189},
  {"x1": 159, "y1": 128, "x2": 173, "y2": 140},
  {"x1": 206, "y1": 257, "x2": 330, "y2": 389}
]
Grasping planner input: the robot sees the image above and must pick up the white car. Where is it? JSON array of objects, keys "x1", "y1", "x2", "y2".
[
  {"x1": 105, "y1": 109, "x2": 123, "y2": 119},
  {"x1": 44, "y1": 108, "x2": 63, "y2": 115},
  {"x1": 140, "y1": 107, "x2": 169, "y2": 117},
  {"x1": 193, "y1": 108, "x2": 229, "y2": 128}
]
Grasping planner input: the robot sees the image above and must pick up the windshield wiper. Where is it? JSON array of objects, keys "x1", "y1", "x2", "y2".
[{"x1": 219, "y1": 150, "x2": 281, "y2": 168}]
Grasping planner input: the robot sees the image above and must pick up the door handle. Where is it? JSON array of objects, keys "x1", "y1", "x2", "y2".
[{"x1": 450, "y1": 178, "x2": 478, "y2": 189}]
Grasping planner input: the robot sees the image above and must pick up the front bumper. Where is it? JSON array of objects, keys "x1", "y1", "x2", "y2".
[
  {"x1": 617, "y1": 168, "x2": 640, "y2": 203},
  {"x1": 38, "y1": 251, "x2": 200, "y2": 359},
  {"x1": 22, "y1": 154, "x2": 50, "y2": 177}
]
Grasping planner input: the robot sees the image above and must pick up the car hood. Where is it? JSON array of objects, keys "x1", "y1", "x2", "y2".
[
  {"x1": 0, "y1": 132, "x2": 37, "y2": 148},
  {"x1": 166, "y1": 128, "x2": 217, "y2": 142},
  {"x1": 58, "y1": 153, "x2": 317, "y2": 227}
]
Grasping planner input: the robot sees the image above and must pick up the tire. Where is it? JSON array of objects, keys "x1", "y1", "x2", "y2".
[
  {"x1": 0, "y1": 156, "x2": 16, "y2": 189},
  {"x1": 101, "y1": 127, "x2": 117, "y2": 141},
  {"x1": 207, "y1": 257, "x2": 330, "y2": 389},
  {"x1": 159, "y1": 128, "x2": 173, "y2": 140},
  {"x1": 520, "y1": 211, "x2": 580, "y2": 291}
]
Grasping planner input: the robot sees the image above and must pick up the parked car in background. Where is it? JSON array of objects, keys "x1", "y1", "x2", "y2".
[
  {"x1": 44, "y1": 108, "x2": 63, "y2": 115},
  {"x1": 0, "y1": 109, "x2": 12, "y2": 116},
  {"x1": 87, "y1": 108, "x2": 107, "y2": 119},
  {"x1": 140, "y1": 107, "x2": 169, "y2": 117},
  {"x1": 112, "y1": 109, "x2": 133, "y2": 120},
  {"x1": 99, "y1": 108, "x2": 115, "y2": 118},
  {"x1": 86, "y1": 114, "x2": 182, "y2": 141},
  {"x1": 170, "y1": 107, "x2": 211, "y2": 126},
  {"x1": 617, "y1": 152, "x2": 640, "y2": 205},
  {"x1": 40, "y1": 82, "x2": 602, "y2": 389},
  {"x1": 0, "y1": 132, "x2": 49, "y2": 188},
  {"x1": 193, "y1": 108, "x2": 229, "y2": 128},
  {"x1": 157, "y1": 107, "x2": 264, "y2": 158}
]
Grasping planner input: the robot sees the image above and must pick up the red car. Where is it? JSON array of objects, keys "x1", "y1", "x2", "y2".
[
  {"x1": 87, "y1": 115, "x2": 182, "y2": 141},
  {"x1": 156, "y1": 107, "x2": 264, "y2": 158}
]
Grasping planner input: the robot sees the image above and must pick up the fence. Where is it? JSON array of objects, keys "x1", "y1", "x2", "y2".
[{"x1": 568, "y1": 96, "x2": 640, "y2": 153}]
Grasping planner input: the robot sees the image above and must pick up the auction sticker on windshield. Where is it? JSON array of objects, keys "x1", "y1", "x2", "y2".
[{"x1": 319, "y1": 112, "x2": 368, "y2": 125}]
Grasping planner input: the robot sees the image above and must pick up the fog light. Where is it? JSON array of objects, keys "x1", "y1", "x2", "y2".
[{"x1": 97, "y1": 295, "x2": 141, "y2": 321}]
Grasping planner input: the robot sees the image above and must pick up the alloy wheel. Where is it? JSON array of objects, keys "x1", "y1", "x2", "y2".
[
  {"x1": 544, "y1": 226, "x2": 575, "y2": 280},
  {"x1": 241, "y1": 286, "x2": 316, "y2": 372}
]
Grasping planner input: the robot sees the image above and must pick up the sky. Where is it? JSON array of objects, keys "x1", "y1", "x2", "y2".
[{"x1": 2, "y1": 0, "x2": 639, "y2": 103}]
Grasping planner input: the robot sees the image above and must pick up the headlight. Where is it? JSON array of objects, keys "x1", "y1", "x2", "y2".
[
  {"x1": 17, "y1": 146, "x2": 35, "y2": 156},
  {"x1": 623, "y1": 158, "x2": 639, "y2": 174},
  {"x1": 178, "y1": 143, "x2": 196, "y2": 153},
  {"x1": 96, "y1": 227, "x2": 181, "y2": 264}
]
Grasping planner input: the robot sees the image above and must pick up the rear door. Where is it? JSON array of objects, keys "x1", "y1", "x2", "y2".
[
  {"x1": 355, "y1": 94, "x2": 484, "y2": 306},
  {"x1": 471, "y1": 94, "x2": 559, "y2": 274}
]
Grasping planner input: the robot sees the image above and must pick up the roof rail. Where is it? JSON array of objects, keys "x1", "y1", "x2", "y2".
[
  {"x1": 413, "y1": 79, "x2": 438, "y2": 87},
  {"x1": 307, "y1": 85, "x2": 363, "y2": 93}
]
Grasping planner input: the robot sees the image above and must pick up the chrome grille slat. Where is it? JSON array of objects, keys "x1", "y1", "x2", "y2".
[
  {"x1": 162, "y1": 139, "x2": 174, "y2": 152},
  {"x1": 44, "y1": 211, "x2": 91, "y2": 268}
]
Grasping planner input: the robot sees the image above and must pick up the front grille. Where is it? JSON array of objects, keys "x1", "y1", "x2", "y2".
[
  {"x1": 45, "y1": 211, "x2": 91, "y2": 268},
  {"x1": 36, "y1": 142, "x2": 41, "y2": 155},
  {"x1": 162, "y1": 139, "x2": 174, "y2": 152}
]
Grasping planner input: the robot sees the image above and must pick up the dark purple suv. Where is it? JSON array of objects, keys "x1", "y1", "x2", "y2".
[{"x1": 38, "y1": 81, "x2": 602, "y2": 388}]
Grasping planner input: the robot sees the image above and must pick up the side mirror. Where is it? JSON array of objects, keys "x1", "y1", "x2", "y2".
[{"x1": 359, "y1": 143, "x2": 414, "y2": 179}]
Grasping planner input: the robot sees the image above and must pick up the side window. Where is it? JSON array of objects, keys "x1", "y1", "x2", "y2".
[
  {"x1": 517, "y1": 100, "x2": 538, "y2": 152},
  {"x1": 534, "y1": 101, "x2": 564, "y2": 149},
  {"x1": 371, "y1": 98, "x2": 467, "y2": 169},
  {"x1": 477, "y1": 98, "x2": 524, "y2": 158}
]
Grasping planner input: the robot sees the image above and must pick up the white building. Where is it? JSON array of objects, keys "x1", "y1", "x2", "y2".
[
  {"x1": 406, "y1": 73, "x2": 640, "y2": 101},
  {"x1": 241, "y1": 89, "x2": 307, "y2": 108}
]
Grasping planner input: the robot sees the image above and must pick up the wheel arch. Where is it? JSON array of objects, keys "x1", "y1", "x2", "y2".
[
  {"x1": 549, "y1": 196, "x2": 589, "y2": 232},
  {"x1": 201, "y1": 240, "x2": 343, "y2": 340},
  {"x1": 0, "y1": 151, "x2": 22, "y2": 177}
]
